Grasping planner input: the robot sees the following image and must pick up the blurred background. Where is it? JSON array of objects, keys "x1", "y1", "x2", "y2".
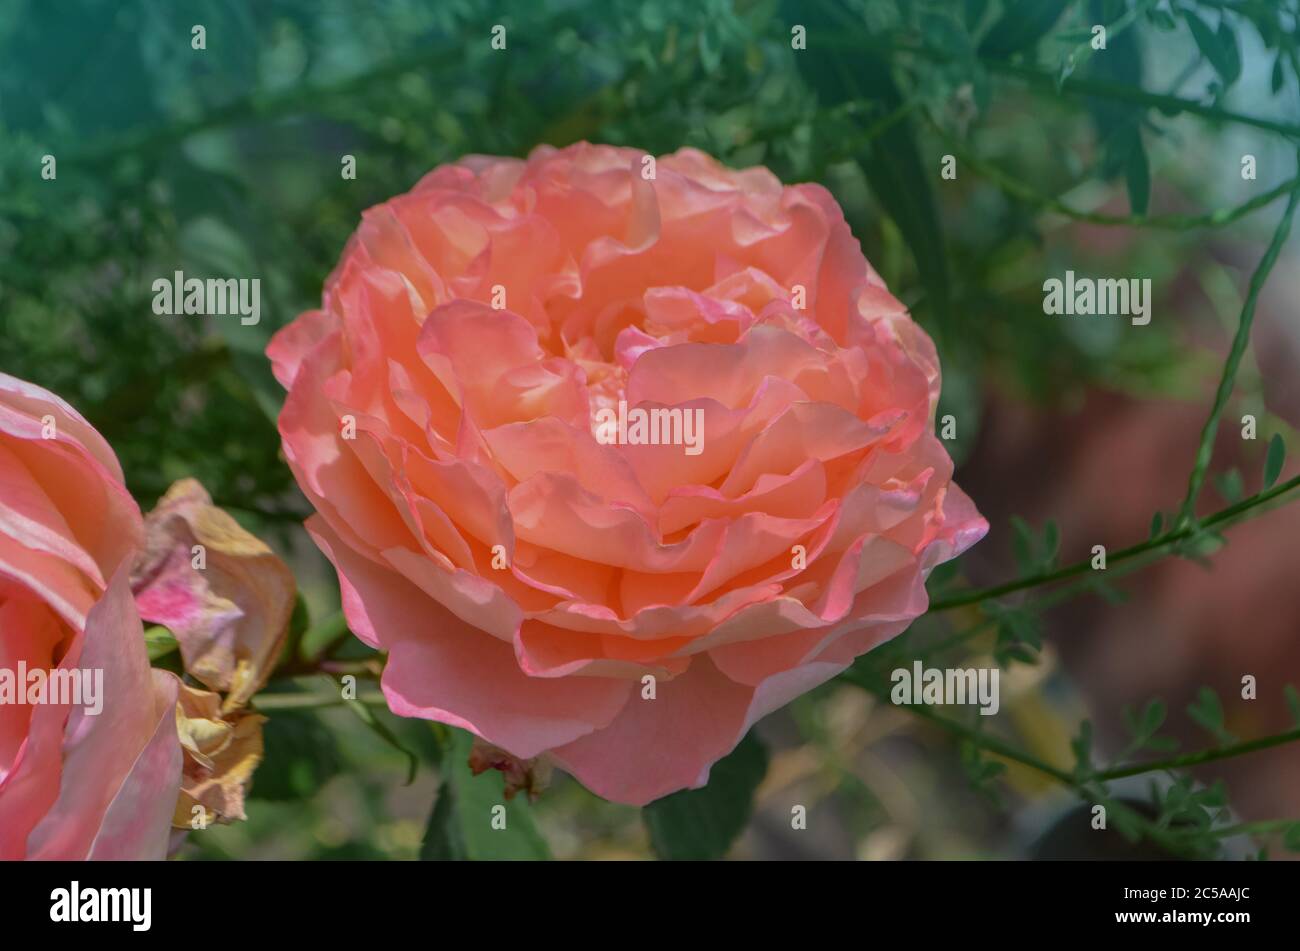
[{"x1": 1, "y1": 0, "x2": 1298, "y2": 859}]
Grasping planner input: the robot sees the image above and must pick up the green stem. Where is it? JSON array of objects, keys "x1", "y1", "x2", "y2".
[
  {"x1": 1059, "y1": 0, "x2": 1159, "y2": 80},
  {"x1": 827, "y1": 95, "x2": 925, "y2": 165},
  {"x1": 845, "y1": 671, "x2": 1300, "y2": 833},
  {"x1": 935, "y1": 122, "x2": 1300, "y2": 230},
  {"x1": 815, "y1": 32, "x2": 1300, "y2": 140},
  {"x1": 1176, "y1": 163, "x2": 1300, "y2": 526},
  {"x1": 844, "y1": 671, "x2": 1075, "y2": 783},
  {"x1": 296, "y1": 611, "x2": 352, "y2": 664},
  {"x1": 1098, "y1": 727, "x2": 1300, "y2": 780},
  {"x1": 1186, "y1": 819, "x2": 1297, "y2": 841},
  {"x1": 65, "y1": 42, "x2": 460, "y2": 167},
  {"x1": 989, "y1": 59, "x2": 1300, "y2": 141},
  {"x1": 931, "y1": 472, "x2": 1300, "y2": 612}
]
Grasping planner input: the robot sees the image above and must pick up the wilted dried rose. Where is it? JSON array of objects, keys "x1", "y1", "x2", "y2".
[
  {"x1": 468, "y1": 736, "x2": 553, "y2": 802},
  {"x1": 172, "y1": 684, "x2": 265, "y2": 828},
  {"x1": 131, "y1": 478, "x2": 296, "y2": 711}
]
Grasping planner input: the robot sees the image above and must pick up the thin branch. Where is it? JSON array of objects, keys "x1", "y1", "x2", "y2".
[
  {"x1": 1176, "y1": 161, "x2": 1300, "y2": 525},
  {"x1": 1098, "y1": 727, "x2": 1300, "y2": 780},
  {"x1": 934, "y1": 122, "x2": 1300, "y2": 230},
  {"x1": 844, "y1": 670, "x2": 1300, "y2": 823},
  {"x1": 1187, "y1": 819, "x2": 1298, "y2": 841},
  {"x1": 814, "y1": 32, "x2": 1300, "y2": 140},
  {"x1": 64, "y1": 42, "x2": 461, "y2": 167},
  {"x1": 842, "y1": 670, "x2": 1075, "y2": 783},
  {"x1": 989, "y1": 59, "x2": 1300, "y2": 141},
  {"x1": 930, "y1": 471, "x2": 1300, "y2": 612},
  {"x1": 1058, "y1": 0, "x2": 1161, "y2": 81}
]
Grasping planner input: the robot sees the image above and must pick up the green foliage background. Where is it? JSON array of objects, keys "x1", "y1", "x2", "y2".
[{"x1": 2, "y1": 0, "x2": 1299, "y2": 859}]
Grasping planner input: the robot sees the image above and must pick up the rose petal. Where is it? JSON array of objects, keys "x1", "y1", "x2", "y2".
[{"x1": 131, "y1": 479, "x2": 295, "y2": 710}]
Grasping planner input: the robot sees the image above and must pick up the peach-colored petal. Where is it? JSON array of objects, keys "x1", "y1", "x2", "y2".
[
  {"x1": 0, "y1": 592, "x2": 76, "y2": 859},
  {"x1": 308, "y1": 517, "x2": 632, "y2": 759},
  {"x1": 549, "y1": 654, "x2": 753, "y2": 806},
  {"x1": 25, "y1": 568, "x2": 181, "y2": 860},
  {"x1": 0, "y1": 374, "x2": 183, "y2": 858},
  {"x1": 88, "y1": 669, "x2": 183, "y2": 860},
  {"x1": 270, "y1": 143, "x2": 988, "y2": 805},
  {"x1": 267, "y1": 308, "x2": 340, "y2": 389}
]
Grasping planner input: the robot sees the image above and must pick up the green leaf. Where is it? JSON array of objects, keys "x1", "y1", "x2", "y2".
[
  {"x1": 1125, "y1": 134, "x2": 1150, "y2": 216},
  {"x1": 421, "y1": 776, "x2": 466, "y2": 860},
  {"x1": 1136, "y1": 698, "x2": 1167, "y2": 736},
  {"x1": 1009, "y1": 516, "x2": 1059, "y2": 573},
  {"x1": 298, "y1": 611, "x2": 350, "y2": 662},
  {"x1": 964, "y1": 0, "x2": 990, "y2": 31},
  {"x1": 251, "y1": 709, "x2": 343, "y2": 802},
  {"x1": 1083, "y1": 4, "x2": 1146, "y2": 162},
  {"x1": 1213, "y1": 21, "x2": 1242, "y2": 87},
  {"x1": 1148, "y1": 9, "x2": 1176, "y2": 31},
  {"x1": 1055, "y1": 30, "x2": 1094, "y2": 46},
  {"x1": 1263, "y1": 433, "x2": 1286, "y2": 489},
  {"x1": 1284, "y1": 822, "x2": 1300, "y2": 852},
  {"x1": 1198, "y1": 780, "x2": 1228, "y2": 809},
  {"x1": 1042, "y1": 519, "x2": 1061, "y2": 565},
  {"x1": 1148, "y1": 510, "x2": 1164, "y2": 540},
  {"x1": 338, "y1": 689, "x2": 418, "y2": 786},
  {"x1": 1187, "y1": 686, "x2": 1235, "y2": 744},
  {"x1": 1107, "y1": 799, "x2": 1146, "y2": 842},
  {"x1": 1181, "y1": 528, "x2": 1226, "y2": 563},
  {"x1": 958, "y1": 740, "x2": 1006, "y2": 806},
  {"x1": 143, "y1": 625, "x2": 178, "y2": 661},
  {"x1": 1121, "y1": 698, "x2": 1175, "y2": 756},
  {"x1": 1054, "y1": 54, "x2": 1076, "y2": 91},
  {"x1": 1089, "y1": 575, "x2": 1129, "y2": 606},
  {"x1": 1188, "y1": 687, "x2": 1222, "y2": 730},
  {"x1": 1214, "y1": 469, "x2": 1244, "y2": 504},
  {"x1": 1070, "y1": 719, "x2": 1095, "y2": 780},
  {"x1": 854, "y1": 78, "x2": 952, "y2": 332},
  {"x1": 420, "y1": 728, "x2": 551, "y2": 860},
  {"x1": 1185, "y1": 13, "x2": 1240, "y2": 88},
  {"x1": 1272, "y1": 56, "x2": 1285, "y2": 95},
  {"x1": 786, "y1": 2, "x2": 952, "y2": 334},
  {"x1": 993, "y1": 605, "x2": 1043, "y2": 666},
  {"x1": 977, "y1": 0, "x2": 1071, "y2": 60},
  {"x1": 274, "y1": 593, "x2": 311, "y2": 670},
  {"x1": 1010, "y1": 516, "x2": 1036, "y2": 573},
  {"x1": 643, "y1": 731, "x2": 768, "y2": 860},
  {"x1": 1146, "y1": 735, "x2": 1180, "y2": 754},
  {"x1": 919, "y1": 9, "x2": 974, "y2": 60}
]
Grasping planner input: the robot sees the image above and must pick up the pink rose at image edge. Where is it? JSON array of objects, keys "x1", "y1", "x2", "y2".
[
  {"x1": 0, "y1": 373, "x2": 181, "y2": 860},
  {"x1": 268, "y1": 142, "x2": 989, "y2": 805}
]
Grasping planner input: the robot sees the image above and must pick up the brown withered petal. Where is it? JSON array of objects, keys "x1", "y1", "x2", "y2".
[
  {"x1": 131, "y1": 478, "x2": 295, "y2": 712},
  {"x1": 172, "y1": 684, "x2": 266, "y2": 828},
  {"x1": 468, "y1": 735, "x2": 553, "y2": 802}
]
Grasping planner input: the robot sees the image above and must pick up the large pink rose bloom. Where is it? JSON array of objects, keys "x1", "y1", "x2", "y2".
[
  {"x1": 270, "y1": 143, "x2": 987, "y2": 804},
  {"x1": 0, "y1": 375, "x2": 181, "y2": 858}
]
